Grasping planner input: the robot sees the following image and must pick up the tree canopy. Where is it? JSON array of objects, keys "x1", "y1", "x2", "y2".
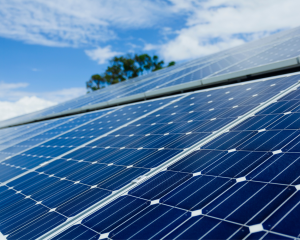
[{"x1": 86, "y1": 54, "x2": 175, "y2": 92}]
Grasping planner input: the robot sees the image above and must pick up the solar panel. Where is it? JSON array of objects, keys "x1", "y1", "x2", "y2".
[
  {"x1": 45, "y1": 74, "x2": 300, "y2": 240},
  {"x1": 1, "y1": 27, "x2": 300, "y2": 129},
  {"x1": 0, "y1": 72, "x2": 299, "y2": 239}
]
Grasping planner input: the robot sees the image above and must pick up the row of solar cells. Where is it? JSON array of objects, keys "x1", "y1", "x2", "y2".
[
  {"x1": 52, "y1": 74, "x2": 300, "y2": 240},
  {"x1": 0, "y1": 74, "x2": 298, "y2": 239},
  {"x1": 1, "y1": 26, "x2": 300, "y2": 129}
]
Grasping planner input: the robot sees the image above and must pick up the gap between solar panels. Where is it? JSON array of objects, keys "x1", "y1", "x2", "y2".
[{"x1": 38, "y1": 76, "x2": 300, "y2": 240}]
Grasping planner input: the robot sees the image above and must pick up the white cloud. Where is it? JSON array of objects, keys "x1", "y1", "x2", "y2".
[
  {"x1": 0, "y1": 81, "x2": 86, "y2": 120},
  {"x1": 0, "y1": 82, "x2": 28, "y2": 90},
  {"x1": 85, "y1": 46, "x2": 123, "y2": 64},
  {"x1": 42, "y1": 87, "x2": 86, "y2": 103},
  {"x1": 0, "y1": 0, "x2": 170, "y2": 47},
  {"x1": 159, "y1": 0, "x2": 300, "y2": 61},
  {"x1": 144, "y1": 43, "x2": 160, "y2": 51},
  {"x1": 0, "y1": 96, "x2": 56, "y2": 121}
]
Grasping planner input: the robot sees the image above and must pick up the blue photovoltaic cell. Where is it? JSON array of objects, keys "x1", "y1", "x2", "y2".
[
  {"x1": 129, "y1": 171, "x2": 192, "y2": 200},
  {"x1": 53, "y1": 224, "x2": 99, "y2": 240},
  {"x1": 109, "y1": 204, "x2": 189, "y2": 239},
  {"x1": 263, "y1": 191, "x2": 300, "y2": 237},
  {"x1": 50, "y1": 74, "x2": 300, "y2": 239},
  {"x1": 160, "y1": 175, "x2": 235, "y2": 211},
  {"x1": 247, "y1": 232, "x2": 292, "y2": 240},
  {"x1": 83, "y1": 196, "x2": 150, "y2": 234},
  {"x1": 163, "y1": 215, "x2": 249, "y2": 239},
  {"x1": 0, "y1": 110, "x2": 110, "y2": 161}
]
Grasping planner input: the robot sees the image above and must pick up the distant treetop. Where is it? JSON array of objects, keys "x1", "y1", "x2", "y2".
[{"x1": 86, "y1": 53, "x2": 175, "y2": 92}]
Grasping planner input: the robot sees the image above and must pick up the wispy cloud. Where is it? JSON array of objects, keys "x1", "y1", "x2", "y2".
[
  {"x1": 0, "y1": 82, "x2": 28, "y2": 90},
  {"x1": 0, "y1": 0, "x2": 171, "y2": 47},
  {"x1": 0, "y1": 96, "x2": 56, "y2": 121},
  {"x1": 0, "y1": 80, "x2": 86, "y2": 120},
  {"x1": 159, "y1": 0, "x2": 300, "y2": 61},
  {"x1": 85, "y1": 46, "x2": 123, "y2": 64},
  {"x1": 0, "y1": 79, "x2": 85, "y2": 103}
]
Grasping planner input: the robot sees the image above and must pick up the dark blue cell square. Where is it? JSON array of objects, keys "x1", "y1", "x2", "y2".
[
  {"x1": 166, "y1": 133, "x2": 210, "y2": 149},
  {"x1": 0, "y1": 165, "x2": 26, "y2": 182},
  {"x1": 249, "y1": 232, "x2": 292, "y2": 240},
  {"x1": 203, "y1": 151, "x2": 272, "y2": 178},
  {"x1": 280, "y1": 89, "x2": 300, "y2": 101},
  {"x1": 109, "y1": 204, "x2": 189, "y2": 240},
  {"x1": 244, "y1": 231, "x2": 266, "y2": 240},
  {"x1": 7, "y1": 212, "x2": 66, "y2": 240},
  {"x1": 53, "y1": 224, "x2": 99, "y2": 240},
  {"x1": 258, "y1": 100, "x2": 300, "y2": 115},
  {"x1": 262, "y1": 232, "x2": 293, "y2": 239},
  {"x1": 83, "y1": 195, "x2": 150, "y2": 234},
  {"x1": 248, "y1": 153, "x2": 300, "y2": 185},
  {"x1": 267, "y1": 113, "x2": 300, "y2": 130},
  {"x1": 0, "y1": 203, "x2": 49, "y2": 235},
  {"x1": 163, "y1": 215, "x2": 248, "y2": 239},
  {"x1": 112, "y1": 149, "x2": 156, "y2": 166},
  {"x1": 21, "y1": 174, "x2": 61, "y2": 196},
  {"x1": 98, "y1": 149, "x2": 136, "y2": 165},
  {"x1": 0, "y1": 192, "x2": 25, "y2": 216},
  {"x1": 202, "y1": 131, "x2": 257, "y2": 150},
  {"x1": 161, "y1": 175, "x2": 235, "y2": 211},
  {"x1": 263, "y1": 191, "x2": 300, "y2": 237},
  {"x1": 98, "y1": 167, "x2": 149, "y2": 191},
  {"x1": 39, "y1": 159, "x2": 75, "y2": 175},
  {"x1": 232, "y1": 114, "x2": 282, "y2": 131},
  {"x1": 237, "y1": 130, "x2": 299, "y2": 152},
  {"x1": 283, "y1": 134, "x2": 300, "y2": 152},
  {"x1": 81, "y1": 165, "x2": 125, "y2": 186},
  {"x1": 56, "y1": 188, "x2": 111, "y2": 217},
  {"x1": 6, "y1": 171, "x2": 39, "y2": 188},
  {"x1": 54, "y1": 161, "x2": 91, "y2": 178},
  {"x1": 67, "y1": 163, "x2": 107, "y2": 182},
  {"x1": 33, "y1": 180, "x2": 90, "y2": 208},
  {"x1": 129, "y1": 171, "x2": 192, "y2": 200},
  {"x1": 203, "y1": 181, "x2": 296, "y2": 225},
  {"x1": 168, "y1": 150, "x2": 227, "y2": 173},
  {"x1": 134, "y1": 149, "x2": 182, "y2": 168},
  {"x1": 0, "y1": 198, "x2": 35, "y2": 221}
]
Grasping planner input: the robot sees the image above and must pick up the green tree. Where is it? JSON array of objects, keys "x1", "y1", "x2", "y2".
[{"x1": 87, "y1": 53, "x2": 175, "y2": 92}]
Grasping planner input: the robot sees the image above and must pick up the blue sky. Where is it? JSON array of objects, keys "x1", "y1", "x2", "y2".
[{"x1": 1, "y1": 0, "x2": 300, "y2": 120}]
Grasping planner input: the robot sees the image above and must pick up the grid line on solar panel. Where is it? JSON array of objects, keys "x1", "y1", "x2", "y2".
[
  {"x1": 0, "y1": 96, "x2": 180, "y2": 240},
  {"x1": 92, "y1": 77, "x2": 300, "y2": 238},
  {"x1": 156, "y1": 86, "x2": 300, "y2": 238},
  {"x1": 40, "y1": 74, "x2": 300, "y2": 240},
  {"x1": 0, "y1": 74, "x2": 296, "y2": 239},
  {"x1": 152, "y1": 45, "x2": 281, "y2": 91},
  {"x1": 0, "y1": 96, "x2": 184, "y2": 239},
  {"x1": 0, "y1": 117, "x2": 74, "y2": 153},
  {"x1": 0, "y1": 102, "x2": 163, "y2": 186},
  {"x1": 0, "y1": 110, "x2": 114, "y2": 166}
]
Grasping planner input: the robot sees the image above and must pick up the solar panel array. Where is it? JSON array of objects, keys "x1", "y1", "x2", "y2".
[
  {"x1": 0, "y1": 71, "x2": 299, "y2": 239},
  {"x1": 1, "y1": 27, "x2": 300, "y2": 129}
]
